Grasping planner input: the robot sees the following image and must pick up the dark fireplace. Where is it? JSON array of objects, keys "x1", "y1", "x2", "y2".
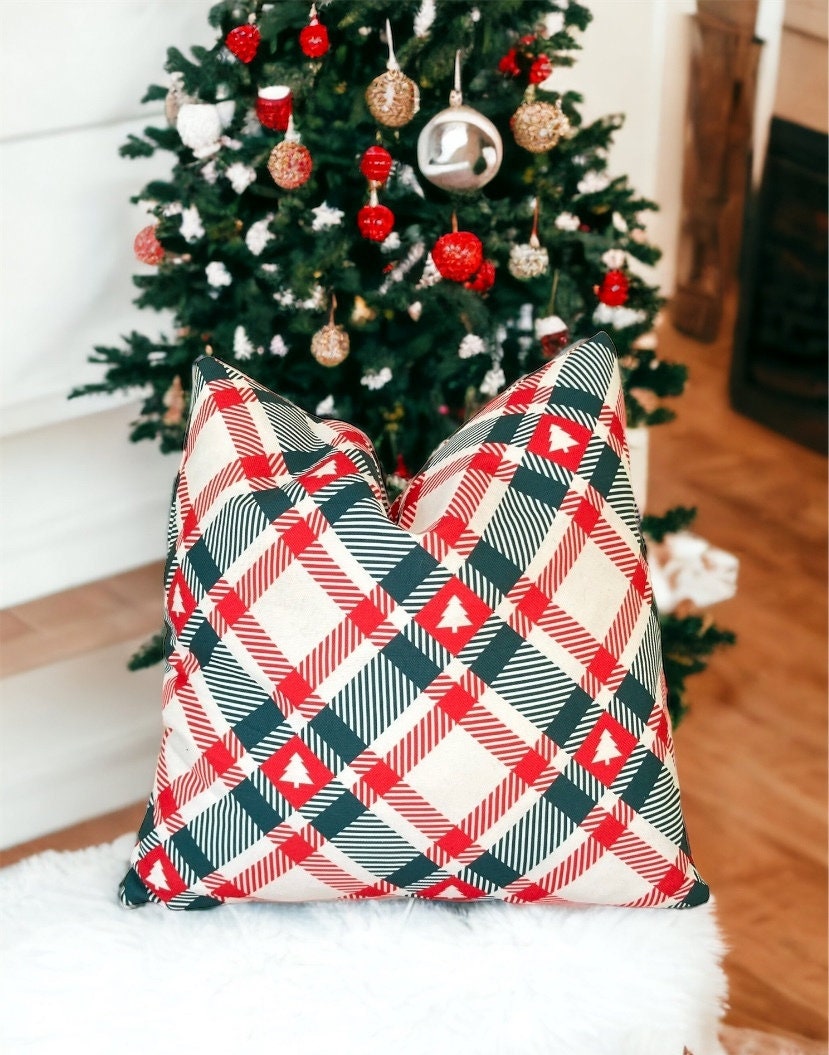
[{"x1": 730, "y1": 116, "x2": 828, "y2": 453}]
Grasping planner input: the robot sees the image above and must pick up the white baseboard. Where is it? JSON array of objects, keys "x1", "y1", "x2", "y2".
[{"x1": 0, "y1": 638, "x2": 162, "y2": 848}]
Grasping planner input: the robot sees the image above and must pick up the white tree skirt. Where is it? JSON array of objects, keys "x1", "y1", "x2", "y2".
[{"x1": 0, "y1": 835, "x2": 727, "y2": 1055}]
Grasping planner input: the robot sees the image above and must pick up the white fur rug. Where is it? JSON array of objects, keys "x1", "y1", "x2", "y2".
[{"x1": 0, "y1": 835, "x2": 728, "y2": 1055}]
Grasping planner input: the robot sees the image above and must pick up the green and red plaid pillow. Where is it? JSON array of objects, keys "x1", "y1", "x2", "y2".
[{"x1": 121, "y1": 333, "x2": 708, "y2": 910}]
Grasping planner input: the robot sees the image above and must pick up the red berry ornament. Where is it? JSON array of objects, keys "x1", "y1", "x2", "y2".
[
  {"x1": 358, "y1": 202, "x2": 395, "y2": 243},
  {"x1": 225, "y1": 23, "x2": 260, "y2": 63},
  {"x1": 360, "y1": 145, "x2": 393, "y2": 184},
  {"x1": 529, "y1": 54, "x2": 553, "y2": 84},
  {"x1": 464, "y1": 259, "x2": 496, "y2": 294},
  {"x1": 432, "y1": 227, "x2": 483, "y2": 283},
  {"x1": 299, "y1": 8, "x2": 329, "y2": 58},
  {"x1": 597, "y1": 269, "x2": 630, "y2": 306},
  {"x1": 134, "y1": 225, "x2": 165, "y2": 265}
]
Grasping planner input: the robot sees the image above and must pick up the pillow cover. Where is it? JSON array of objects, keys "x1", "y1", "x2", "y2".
[{"x1": 121, "y1": 333, "x2": 708, "y2": 911}]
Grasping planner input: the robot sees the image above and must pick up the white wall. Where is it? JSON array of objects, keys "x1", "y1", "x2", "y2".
[
  {"x1": 0, "y1": 1, "x2": 215, "y2": 607},
  {"x1": 0, "y1": 0, "x2": 700, "y2": 608}
]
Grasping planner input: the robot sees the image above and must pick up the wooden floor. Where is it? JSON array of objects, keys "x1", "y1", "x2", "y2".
[{"x1": 1, "y1": 312, "x2": 826, "y2": 1042}]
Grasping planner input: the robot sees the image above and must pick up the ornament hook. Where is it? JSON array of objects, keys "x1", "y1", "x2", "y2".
[
  {"x1": 450, "y1": 50, "x2": 463, "y2": 107},
  {"x1": 385, "y1": 19, "x2": 399, "y2": 71},
  {"x1": 530, "y1": 197, "x2": 541, "y2": 248}
]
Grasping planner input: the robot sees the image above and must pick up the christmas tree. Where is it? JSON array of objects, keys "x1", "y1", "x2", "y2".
[{"x1": 71, "y1": 0, "x2": 733, "y2": 721}]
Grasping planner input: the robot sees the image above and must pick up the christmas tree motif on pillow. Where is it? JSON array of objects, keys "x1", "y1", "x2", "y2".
[{"x1": 121, "y1": 333, "x2": 709, "y2": 911}]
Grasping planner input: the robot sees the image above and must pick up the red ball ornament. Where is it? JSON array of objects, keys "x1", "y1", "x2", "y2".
[
  {"x1": 299, "y1": 13, "x2": 329, "y2": 58},
  {"x1": 225, "y1": 23, "x2": 260, "y2": 63},
  {"x1": 133, "y1": 225, "x2": 165, "y2": 265},
  {"x1": 529, "y1": 54, "x2": 553, "y2": 84},
  {"x1": 597, "y1": 269, "x2": 630, "y2": 306},
  {"x1": 498, "y1": 48, "x2": 520, "y2": 77},
  {"x1": 432, "y1": 229, "x2": 483, "y2": 283},
  {"x1": 464, "y1": 259, "x2": 496, "y2": 294},
  {"x1": 358, "y1": 202, "x2": 395, "y2": 243},
  {"x1": 360, "y1": 145, "x2": 393, "y2": 184}
]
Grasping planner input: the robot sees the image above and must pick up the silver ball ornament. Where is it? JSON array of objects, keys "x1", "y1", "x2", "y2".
[
  {"x1": 417, "y1": 100, "x2": 503, "y2": 192},
  {"x1": 417, "y1": 50, "x2": 503, "y2": 192}
]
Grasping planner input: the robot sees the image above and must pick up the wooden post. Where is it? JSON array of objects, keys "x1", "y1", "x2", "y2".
[{"x1": 671, "y1": 3, "x2": 762, "y2": 342}]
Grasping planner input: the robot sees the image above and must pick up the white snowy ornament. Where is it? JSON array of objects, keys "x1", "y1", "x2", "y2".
[
  {"x1": 179, "y1": 206, "x2": 204, "y2": 243},
  {"x1": 408, "y1": 300, "x2": 423, "y2": 321},
  {"x1": 577, "y1": 170, "x2": 610, "y2": 195},
  {"x1": 413, "y1": 0, "x2": 436, "y2": 37},
  {"x1": 270, "y1": 334, "x2": 289, "y2": 357},
  {"x1": 555, "y1": 211, "x2": 580, "y2": 232},
  {"x1": 201, "y1": 160, "x2": 219, "y2": 185},
  {"x1": 246, "y1": 216, "x2": 275, "y2": 256},
  {"x1": 311, "y1": 202, "x2": 345, "y2": 231},
  {"x1": 206, "y1": 261, "x2": 232, "y2": 287},
  {"x1": 602, "y1": 248, "x2": 627, "y2": 269},
  {"x1": 416, "y1": 253, "x2": 442, "y2": 289},
  {"x1": 225, "y1": 162, "x2": 257, "y2": 194},
  {"x1": 458, "y1": 334, "x2": 485, "y2": 359},
  {"x1": 315, "y1": 394, "x2": 336, "y2": 415},
  {"x1": 360, "y1": 367, "x2": 393, "y2": 390},
  {"x1": 380, "y1": 230, "x2": 402, "y2": 253},
  {"x1": 233, "y1": 326, "x2": 255, "y2": 359},
  {"x1": 479, "y1": 365, "x2": 505, "y2": 397},
  {"x1": 613, "y1": 211, "x2": 629, "y2": 233},
  {"x1": 593, "y1": 302, "x2": 647, "y2": 329}
]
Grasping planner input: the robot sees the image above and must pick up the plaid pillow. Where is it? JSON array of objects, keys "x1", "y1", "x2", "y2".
[{"x1": 121, "y1": 333, "x2": 708, "y2": 910}]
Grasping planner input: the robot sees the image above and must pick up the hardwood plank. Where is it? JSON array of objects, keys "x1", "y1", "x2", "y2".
[{"x1": 652, "y1": 308, "x2": 827, "y2": 1040}]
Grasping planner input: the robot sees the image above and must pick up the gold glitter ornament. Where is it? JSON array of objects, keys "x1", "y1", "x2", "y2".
[
  {"x1": 267, "y1": 115, "x2": 313, "y2": 189},
  {"x1": 365, "y1": 19, "x2": 420, "y2": 128},
  {"x1": 311, "y1": 295, "x2": 350, "y2": 366},
  {"x1": 511, "y1": 92, "x2": 570, "y2": 154}
]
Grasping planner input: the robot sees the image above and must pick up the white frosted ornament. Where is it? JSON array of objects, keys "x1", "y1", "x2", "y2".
[
  {"x1": 177, "y1": 103, "x2": 223, "y2": 157},
  {"x1": 417, "y1": 51, "x2": 502, "y2": 192},
  {"x1": 509, "y1": 200, "x2": 549, "y2": 280}
]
